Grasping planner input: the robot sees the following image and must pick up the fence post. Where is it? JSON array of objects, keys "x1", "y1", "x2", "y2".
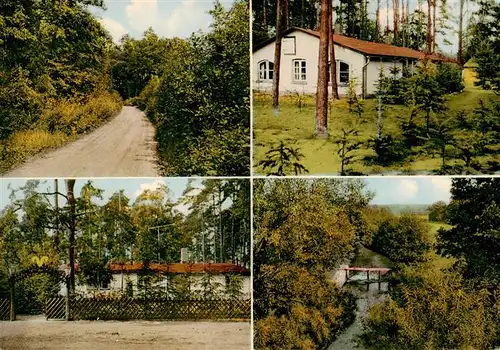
[
  {"x1": 65, "y1": 277, "x2": 70, "y2": 321},
  {"x1": 9, "y1": 281, "x2": 15, "y2": 321}
]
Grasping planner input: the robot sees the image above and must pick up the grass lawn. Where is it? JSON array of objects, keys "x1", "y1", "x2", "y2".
[{"x1": 253, "y1": 87, "x2": 499, "y2": 175}]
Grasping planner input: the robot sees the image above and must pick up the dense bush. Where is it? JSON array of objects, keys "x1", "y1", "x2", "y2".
[
  {"x1": 436, "y1": 62, "x2": 465, "y2": 93},
  {"x1": 41, "y1": 92, "x2": 122, "y2": 136},
  {"x1": 0, "y1": 1, "x2": 121, "y2": 172},
  {"x1": 427, "y1": 201, "x2": 448, "y2": 222},
  {"x1": 359, "y1": 268, "x2": 499, "y2": 349},
  {"x1": 255, "y1": 265, "x2": 356, "y2": 349},
  {"x1": 371, "y1": 135, "x2": 411, "y2": 164},
  {"x1": 0, "y1": 70, "x2": 43, "y2": 140},
  {"x1": 370, "y1": 213, "x2": 433, "y2": 263},
  {"x1": 254, "y1": 179, "x2": 372, "y2": 348},
  {"x1": 132, "y1": 2, "x2": 249, "y2": 176}
]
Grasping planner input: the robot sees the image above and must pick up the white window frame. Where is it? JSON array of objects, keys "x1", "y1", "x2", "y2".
[
  {"x1": 338, "y1": 61, "x2": 350, "y2": 86},
  {"x1": 292, "y1": 59, "x2": 307, "y2": 83},
  {"x1": 258, "y1": 60, "x2": 274, "y2": 81}
]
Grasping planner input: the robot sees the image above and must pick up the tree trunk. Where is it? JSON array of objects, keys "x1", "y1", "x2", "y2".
[
  {"x1": 329, "y1": 0, "x2": 339, "y2": 99},
  {"x1": 263, "y1": 0, "x2": 267, "y2": 28},
  {"x1": 272, "y1": 0, "x2": 285, "y2": 111},
  {"x1": 316, "y1": 0, "x2": 329, "y2": 137},
  {"x1": 393, "y1": 0, "x2": 399, "y2": 35},
  {"x1": 427, "y1": 0, "x2": 433, "y2": 52},
  {"x1": 432, "y1": 0, "x2": 437, "y2": 52},
  {"x1": 66, "y1": 179, "x2": 76, "y2": 293},
  {"x1": 386, "y1": 0, "x2": 390, "y2": 34},
  {"x1": 458, "y1": 0, "x2": 464, "y2": 65},
  {"x1": 376, "y1": 0, "x2": 381, "y2": 39}
]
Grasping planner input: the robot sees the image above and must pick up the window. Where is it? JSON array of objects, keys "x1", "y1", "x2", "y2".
[
  {"x1": 339, "y1": 61, "x2": 349, "y2": 85},
  {"x1": 293, "y1": 59, "x2": 307, "y2": 81},
  {"x1": 258, "y1": 60, "x2": 274, "y2": 81}
]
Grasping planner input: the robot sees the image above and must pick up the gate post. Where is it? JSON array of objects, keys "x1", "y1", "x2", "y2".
[
  {"x1": 65, "y1": 277, "x2": 70, "y2": 321},
  {"x1": 9, "y1": 280, "x2": 15, "y2": 321}
]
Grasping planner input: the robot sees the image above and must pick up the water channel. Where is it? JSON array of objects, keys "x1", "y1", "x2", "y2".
[{"x1": 328, "y1": 247, "x2": 394, "y2": 350}]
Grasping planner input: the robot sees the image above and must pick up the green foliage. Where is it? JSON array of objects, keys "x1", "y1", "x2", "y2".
[
  {"x1": 371, "y1": 213, "x2": 433, "y2": 263},
  {"x1": 1, "y1": 178, "x2": 250, "y2": 308},
  {"x1": 254, "y1": 178, "x2": 372, "y2": 348},
  {"x1": 0, "y1": 0, "x2": 122, "y2": 172},
  {"x1": 335, "y1": 128, "x2": 363, "y2": 175},
  {"x1": 111, "y1": 29, "x2": 176, "y2": 100},
  {"x1": 436, "y1": 63, "x2": 465, "y2": 94},
  {"x1": 144, "y1": 2, "x2": 249, "y2": 176},
  {"x1": 427, "y1": 201, "x2": 448, "y2": 223},
  {"x1": 198, "y1": 272, "x2": 222, "y2": 299},
  {"x1": 258, "y1": 141, "x2": 309, "y2": 176},
  {"x1": 406, "y1": 61, "x2": 447, "y2": 132},
  {"x1": 424, "y1": 120, "x2": 455, "y2": 174},
  {"x1": 346, "y1": 78, "x2": 363, "y2": 115},
  {"x1": 370, "y1": 134, "x2": 410, "y2": 165},
  {"x1": 437, "y1": 178, "x2": 500, "y2": 285},
  {"x1": 359, "y1": 268, "x2": 499, "y2": 349},
  {"x1": 466, "y1": 0, "x2": 500, "y2": 92},
  {"x1": 225, "y1": 274, "x2": 244, "y2": 300}
]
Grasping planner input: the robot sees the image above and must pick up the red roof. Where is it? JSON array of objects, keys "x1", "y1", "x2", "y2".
[
  {"x1": 107, "y1": 262, "x2": 249, "y2": 275},
  {"x1": 255, "y1": 27, "x2": 456, "y2": 63}
]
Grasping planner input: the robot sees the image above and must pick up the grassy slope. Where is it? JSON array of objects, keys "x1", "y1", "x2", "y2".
[{"x1": 253, "y1": 87, "x2": 499, "y2": 175}]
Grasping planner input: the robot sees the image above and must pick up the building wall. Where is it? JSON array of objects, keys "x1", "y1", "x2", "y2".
[
  {"x1": 365, "y1": 58, "x2": 407, "y2": 95},
  {"x1": 253, "y1": 30, "x2": 365, "y2": 95},
  {"x1": 62, "y1": 273, "x2": 251, "y2": 300}
]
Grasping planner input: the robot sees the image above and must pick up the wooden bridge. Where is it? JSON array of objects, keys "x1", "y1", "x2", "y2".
[{"x1": 343, "y1": 267, "x2": 391, "y2": 282}]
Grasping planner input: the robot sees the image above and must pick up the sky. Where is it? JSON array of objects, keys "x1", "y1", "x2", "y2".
[
  {"x1": 365, "y1": 177, "x2": 452, "y2": 205},
  {"x1": 91, "y1": 0, "x2": 234, "y2": 43}
]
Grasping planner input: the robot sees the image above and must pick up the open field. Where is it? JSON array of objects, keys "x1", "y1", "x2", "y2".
[
  {"x1": 0, "y1": 318, "x2": 250, "y2": 350},
  {"x1": 253, "y1": 87, "x2": 499, "y2": 175}
]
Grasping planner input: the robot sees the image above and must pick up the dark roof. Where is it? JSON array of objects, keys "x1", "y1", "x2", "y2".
[
  {"x1": 254, "y1": 27, "x2": 455, "y2": 62},
  {"x1": 107, "y1": 262, "x2": 249, "y2": 275}
]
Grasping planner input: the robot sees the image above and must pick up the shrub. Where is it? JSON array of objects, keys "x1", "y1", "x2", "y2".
[
  {"x1": 359, "y1": 269, "x2": 499, "y2": 349},
  {"x1": 131, "y1": 76, "x2": 160, "y2": 122},
  {"x1": 371, "y1": 213, "x2": 433, "y2": 263},
  {"x1": 427, "y1": 201, "x2": 448, "y2": 222},
  {"x1": 1, "y1": 91, "x2": 122, "y2": 173},
  {"x1": 436, "y1": 62, "x2": 464, "y2": 93},
  {"x1": 371, "y1": 135, "x2": 410, "y2": 164},
  {"x1": 0, "y1": 70, "x2": 43, "y2": 140}
]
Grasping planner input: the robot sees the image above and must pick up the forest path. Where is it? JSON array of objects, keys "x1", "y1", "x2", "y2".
[{"x1": 3, "y1": 106, "x2": 160, "y2": 177}]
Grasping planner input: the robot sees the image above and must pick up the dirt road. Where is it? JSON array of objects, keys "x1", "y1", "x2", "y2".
[
  {"x1": 2, "y1": 107, "x2": 159, "y2": 177},
  {"x1": 0, "y1": 319, "x2": 250, "y2": 349}
]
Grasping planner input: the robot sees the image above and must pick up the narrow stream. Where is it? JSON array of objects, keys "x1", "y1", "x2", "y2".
[{"x1": 328, "y1": 247, "x2": 393, "y2": 350}]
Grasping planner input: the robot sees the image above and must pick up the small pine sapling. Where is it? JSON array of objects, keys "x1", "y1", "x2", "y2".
[
  {"x1": 258, "y1": 141, "x2": 309, "y2": 176},
  {"x1": 335, "y1": 128, "x2": 363, "y2": 175}
]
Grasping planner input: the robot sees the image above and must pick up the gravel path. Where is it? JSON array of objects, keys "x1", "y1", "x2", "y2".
[
  {"x1": 0, "y1": 319, "x2": 250, "y2": 349},
  {"x1": 2, "y1": 106, "x2": 159, "y2": 177}
]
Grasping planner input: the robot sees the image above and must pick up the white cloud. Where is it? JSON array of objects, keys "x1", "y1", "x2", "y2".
[
  {"x1": 100, "y1": 17, "x2": 129, "y2": 44},
  {"x1": 163, "y1": 1, "x2": 211, "y2": 38},
  {"x1": 429, "y1": 178, "x2": 452, "y2": 201},
  {"x1": 135, "y1": 179, "x2": 165, "y2": 196},
  {"x1": 126, "y1": 0, "x2": 158, "y2": 35},
  {"x1": 396, "y1": 179, "x2": 419, "y2": 200}
]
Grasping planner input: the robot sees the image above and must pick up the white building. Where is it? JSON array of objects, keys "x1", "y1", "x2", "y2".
[
  {"x1": 61, "y1": 262, "x2": 251, "y2": 300},
  {"x1": 253, "y1": 27, "x2": 454, "y2": 97}
]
